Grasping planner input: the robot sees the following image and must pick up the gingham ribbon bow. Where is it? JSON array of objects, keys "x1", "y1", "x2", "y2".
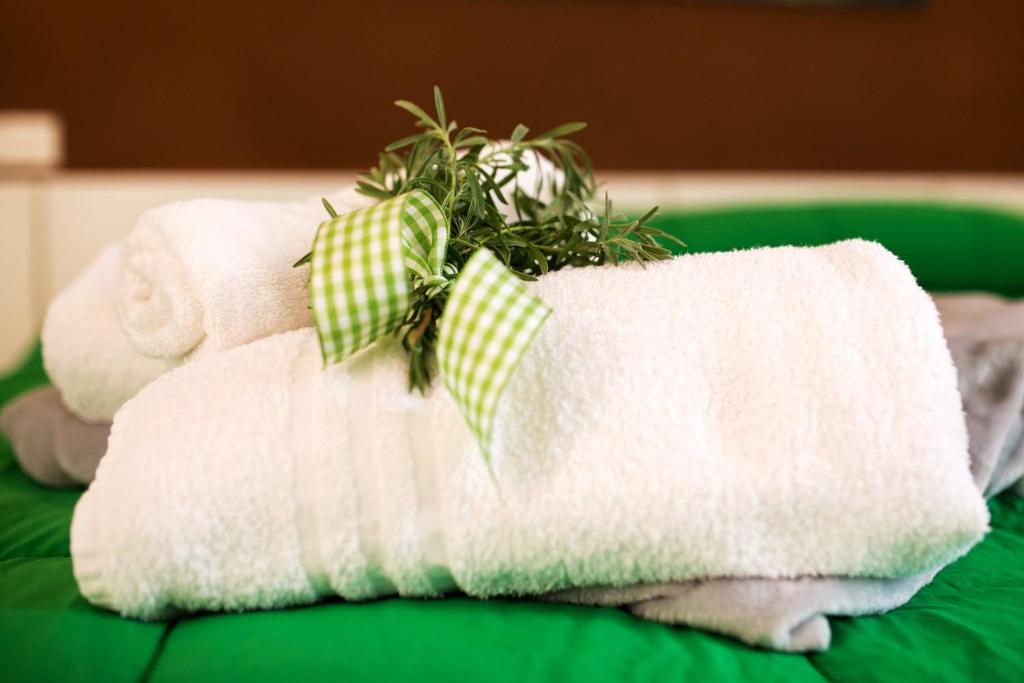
[{"x1": 309, "y1": 189, "x2": 551, "y2": 454}]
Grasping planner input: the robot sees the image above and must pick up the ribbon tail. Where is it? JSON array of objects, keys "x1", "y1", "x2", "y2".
[{"x1": 436, "y1": 249, "x2": 552, "y2": 460}]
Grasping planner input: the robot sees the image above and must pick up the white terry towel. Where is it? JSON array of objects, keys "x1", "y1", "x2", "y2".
[
  {"x1": 42, "y1": 244, "x2": 175, "y2": 422},
  {"x1": 71, "y1": 240, "x2": 989, "y2": 619},
  {"x1": 120, "y1": 187, "x2": 373, "y2": 361},
  {"x1": 42, "y1": 188, "x2": 370, "y2": 422}
]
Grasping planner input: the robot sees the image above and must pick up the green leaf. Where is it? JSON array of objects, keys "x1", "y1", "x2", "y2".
[
  {"x1": 394, "y1": 99, "x2": 437, "y2": 127},
  {"x1": 433, "y1": 86, "x2": 447, "y2": 128},
  {"x1": 456, "y1": 126, "x2": 487, "y2": 139},
  {"x1": 385, "y1": 134, "x2": 428, "y2": 151},
  {"x1": 321, "y1": 90, "x2": 680, "y2": 393},
  {"x1": 454, "y1": 135, "x2": 489, "y2": 149},
  {"x1": 356, "y1": 179, "x2": 393, "y2": 200},
  {"x1": 535, "y1": 121, "x2": 587, "y2": 140},
  {"x1": 322, "y1": 197, "x2": 338, "y2": 219}
]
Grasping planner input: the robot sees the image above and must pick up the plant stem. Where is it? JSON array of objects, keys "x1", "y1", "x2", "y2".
[{"x1": 407, "y1": 306, "x2": 434, "y2": 346}]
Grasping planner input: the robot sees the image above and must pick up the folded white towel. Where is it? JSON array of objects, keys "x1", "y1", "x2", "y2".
[
  {"x1": 42, "y1": 244, "x2": 174, "y2": 422},
  {"x1": 120, "y1": 187, "x2": 373, "y2": 361},
  {"x1": 551, "y1": 323, "x2": 1024, "y2": 652},
  {"x1": 72, "y1": 240, "x2": 988, "y2": 619}
]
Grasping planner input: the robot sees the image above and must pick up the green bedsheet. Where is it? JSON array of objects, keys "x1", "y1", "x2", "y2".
[{"x1": 2, "y1": 201, "x2": 1023, "y2": 682}]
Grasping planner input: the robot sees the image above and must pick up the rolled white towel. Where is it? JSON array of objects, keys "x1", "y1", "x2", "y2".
[
  {"x1": 119, "y1": 187, "x2": 374, "y2": 361},
  {"x1": 42, "y1": 188, "x2": 370, "y2": 421},
  {"x1": 72, "y1": 240, "x2": 988, "y2": 619},
  {"x1": 42, "y1": 244, "x2": 175, "y2": 422},
  {"x1": 116, "y1": 154, "x2": 560, "y2": 364}
]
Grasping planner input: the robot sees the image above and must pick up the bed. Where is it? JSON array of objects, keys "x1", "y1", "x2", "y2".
[{"x1": 2, "y1": 201, "x2": 1022, "y2": 682}]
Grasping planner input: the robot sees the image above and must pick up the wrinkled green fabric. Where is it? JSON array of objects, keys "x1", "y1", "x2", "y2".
[{"x1": 1, "y1": 202, "x2": 1022, "y2": 681}]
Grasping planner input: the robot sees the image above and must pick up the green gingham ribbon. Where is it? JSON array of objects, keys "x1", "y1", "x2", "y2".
[
  {"x1": 436, "y1": 249, "x2": 551, "y2": 452},
  {"x1": 309, "y1": 189, "x2": 551, "y2": 454},
  {"x1": 310, "y1": 190, "x2": 449, "y2": 363}
]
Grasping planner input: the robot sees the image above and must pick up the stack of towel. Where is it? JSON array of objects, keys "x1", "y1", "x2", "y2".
[
  {"x1": 69, "y1": 238, "x2": 995, "y2": 645},
  {"x1": 7, "y1": 153, "x2": 561, "y2": 485},
  {"x1": 2, "y1": 185, "x2": 1022, "y2": 652},
  {"x1": 45, "y1": 187, "x2": 373, "y2": 423},
  {"x1": 1, "y1": 188, "x2": 372, "y2": 486}
]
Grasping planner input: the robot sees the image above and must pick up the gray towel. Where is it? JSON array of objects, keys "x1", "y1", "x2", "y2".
[{"x1": 0, "y1": 386, "x2": 110, "y2": 487}]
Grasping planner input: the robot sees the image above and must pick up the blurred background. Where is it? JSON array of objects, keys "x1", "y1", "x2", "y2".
[
  {"x1": 1, "y1": 0, "x2": 1022, "y2": 367},
  {"x1": 2, "y1": 0, "x2": 1022, "y2": 171}
]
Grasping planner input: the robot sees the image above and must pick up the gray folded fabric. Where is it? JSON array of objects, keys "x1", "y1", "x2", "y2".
[
  {"x1": 549, "y1": 294, "x2": 1024, "y2": 652},
  {"x1": 934, "y1": 293, "x2": 1024, "y2": 341},
  {"x1": 951, "y1": 338, "x2": 1024, "y2": 497},
  {"x1": 0, "y1": 386, "x2": 110, "y2": 487}
]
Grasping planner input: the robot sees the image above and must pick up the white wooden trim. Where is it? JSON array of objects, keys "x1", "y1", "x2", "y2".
[{"x1": 0, "y1": 181, "x2": 37, "y2": 369}]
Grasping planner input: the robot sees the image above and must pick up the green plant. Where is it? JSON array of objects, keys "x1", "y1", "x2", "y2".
[{"x1": 298, "y1": 87, "x2": 681, "y2": 392}]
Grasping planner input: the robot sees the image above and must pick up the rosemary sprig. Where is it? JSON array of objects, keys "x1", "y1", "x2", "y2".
[{"x1": 298, "y1": 86, "x2": 682, "y2": 392}]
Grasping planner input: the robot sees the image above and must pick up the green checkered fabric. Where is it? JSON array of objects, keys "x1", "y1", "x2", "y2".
[
  {"x1": 309, "y1": 189, "x2": 551, "y2": 457},
  {"x1": 437, "y1": 249, "x2": 551, "y2": 456},
  {"x1": 309, "y1": 190, "x2": 447, "y2": 364}
]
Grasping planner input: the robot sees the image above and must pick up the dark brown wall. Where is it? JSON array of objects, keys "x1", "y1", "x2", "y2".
[{"x1": 1, "y1": 0, "x2": 1022, "y2": 171}]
